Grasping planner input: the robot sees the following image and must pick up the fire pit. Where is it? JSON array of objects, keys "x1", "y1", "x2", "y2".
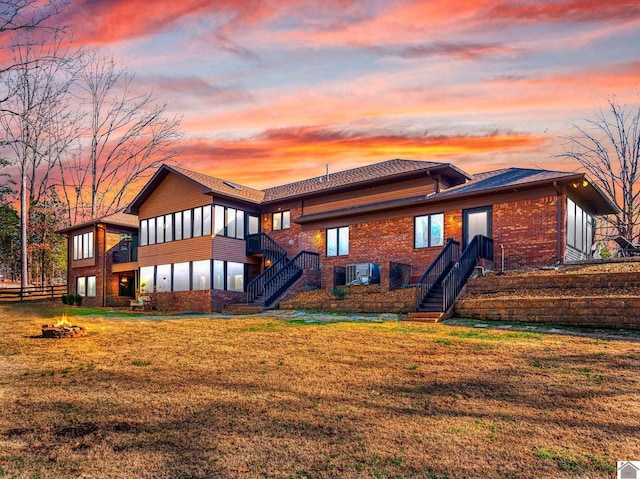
[{"x1": 42, "y1": 314, "x2": 86, "y2": 339}]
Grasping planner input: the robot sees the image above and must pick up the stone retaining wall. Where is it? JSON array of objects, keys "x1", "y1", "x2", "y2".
[
  {"x1": 467, "y1": 272, "x2": 639, "y2": 293},
  {"x1": 455, "y1": 296, "x2": 640, "y2": 330},
  {"x1": 280, "y1": 284, "x2": 415, "y2": 313}
]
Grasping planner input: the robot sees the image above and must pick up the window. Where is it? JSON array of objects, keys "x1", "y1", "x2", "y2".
[
  {"x1": 140, "y1": 220, "x2": 148, "y2": 246},
  {"x1": 203, "y1": 205, "x2": 212, "y2": 236},
  {"x1": 87, "y1": 276, "x2": 97, "y2": 297},
  {"x1": 148, "y1": 217, "x2": 156, "y2": 244},
  {"x1": 164, "y1": 214, "x2": 173, "y2": 242},
  {"x1": 193, "y1": 206, "x2": 203, "y2": 237},
  {"x1": 76, "y1": 276, "x2": 86, "y2": 296},
  {"x1": 327, "y1": 226, "x2": 349, "y2": 257},
  {"x1": 174, "y1": 211, "x2": 183, "y2": 240},
  {"x1": 76, "y1": 276, "x2": 96, "y2": 297},
  {"x1": 183, "y1": 209, "x2": 192, "y2": 239},
  {"x1": 156, "y1": 216, "x2": 164, "y2": 244},
  {"x1": 567, "y1": 198, "x2": 594, "y2": 254},
  {"x1": 140, "y1": 266, "x2": 154, "y2": 293},
  {"x1": 214, "y1": 205, "x2": 225, "y2": 236},
  {"x1": 272, "y1": 211, "x2": 290, "y2": 230},
  {"x1": 73, "y1": 232, "x2": 94, "y2": 260},
  {"x1": 415, "y1": 213, "x2": 444, "y2": 248},
  {"x1": 248, "y1": 214, "x2": 260, "y2": 235},
  {"x1": 213, "y1": 260, "x2": 245, "y2": 291},
  {"x1": 213, "y1": 205, "x2": 249, "y2": 239},
  {"x1": 156, "y1": 264, "x2": 171, "y2": 292},
  {"x1": 173, "y1": 262, "x2": 190, "y2": 291},
  {"x1": 227, "y1": 262, "x2": 244, "y2": 292},
  {"x1": 193, "y1": 260, "x2": 211, "y2": 291}
]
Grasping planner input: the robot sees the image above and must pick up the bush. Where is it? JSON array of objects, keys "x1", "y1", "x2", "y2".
[
  {"x1": 66, "y1": 294, "x2": 75, "y2": 305},
  {"x1": 331, "y1": 287, "x2": 347, "y2": 300},
  {"x1": 74, "y1": 294, "x2": 83, "y2": 306},
  {"x1": 61, "y1": 294, "x2": 68, "y2": 305}
]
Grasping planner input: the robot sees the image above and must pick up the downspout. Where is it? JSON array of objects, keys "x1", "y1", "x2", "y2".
[
  {"x1": 553, "y1": 181, "x2": 564, "y2": 264},
  {"x1": 98, "y1": 224, "x2": 106, "y2": 307}
]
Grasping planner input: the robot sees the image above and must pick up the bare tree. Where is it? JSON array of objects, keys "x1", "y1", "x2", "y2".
[
  {"x1": 560, "y1": 98, "x2": 640, "y2": 241},
  {"x1": 0, "y1": 30, "x2": 77, "y2": 287},
  {"x1": 58, "y1": 50, "x2": 182, "y2": 221}
]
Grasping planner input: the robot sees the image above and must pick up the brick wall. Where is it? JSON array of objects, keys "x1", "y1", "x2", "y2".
[
  {"x1": 149, "y1": 290, "x2": 213, "y2": 313},
  {"x1": 493, "y1": 196, "x2": 559, "y2": 269}
]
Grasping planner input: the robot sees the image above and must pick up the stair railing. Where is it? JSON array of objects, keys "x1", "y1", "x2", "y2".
[
  {"x1": 246, "y1": 233, "x2": 289, "y2": 304},
  {"x1": 415, "y1": 238, "x2": 459, "y2": 309},
  {"x1": 246, "y1": 255, "x2": 287, "y2": 304},
  {"x1": 261, "y1": 251, "x2": 320, "y2": 307},
  {"x1": 441, "y1": 235, "x2": 493, "y2": 312}
]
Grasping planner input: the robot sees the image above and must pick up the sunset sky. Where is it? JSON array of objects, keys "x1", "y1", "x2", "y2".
[{"x1": 59, "y1": 0, "x2": 640, "y2": 188}]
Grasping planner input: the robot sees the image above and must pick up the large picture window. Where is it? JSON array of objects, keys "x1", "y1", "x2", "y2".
[
  {"x1": 327, "y1": 226, "x2": 349, "y2": 257},
  {"x1": 213, "y1": 205, "x2": 249, "y2": 239},
  {"x1": 138, "y1": 205, "x2": 213, "y2": 246},
  {"x1": 415, "y1": 213, "x2": 444, "y2": 248}
]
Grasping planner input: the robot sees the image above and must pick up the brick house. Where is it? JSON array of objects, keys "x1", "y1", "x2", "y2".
[
  {"x1": 58, "y1": 212, "x2": 138, "y2": 308},
  {"x1": 61, "y1": 159, "x2": 618, "y2": 312}
]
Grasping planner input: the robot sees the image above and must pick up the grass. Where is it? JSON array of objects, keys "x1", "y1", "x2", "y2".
[{"x1": 1, "y1": 303, "x2": 639, "y2": 478}]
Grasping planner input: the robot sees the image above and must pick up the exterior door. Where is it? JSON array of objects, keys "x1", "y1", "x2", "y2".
[{"x1": 463, "y1": 206, "x2": 492, "y2": 247}]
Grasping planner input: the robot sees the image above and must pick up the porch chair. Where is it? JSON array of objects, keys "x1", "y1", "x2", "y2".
[{"x1": 614, "y1": 236, "x2": 640, "y2": 257}]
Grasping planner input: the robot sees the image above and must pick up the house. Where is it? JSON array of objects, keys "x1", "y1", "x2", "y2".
[
  {"x1": 58, "y1": 212, "x2": 139, "y2": 307},
  {"x1": 60, "y1": 159, "x2": 618, "y2": 312}
]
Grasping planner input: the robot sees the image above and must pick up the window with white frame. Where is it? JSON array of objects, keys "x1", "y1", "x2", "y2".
[
  {"x1": 415, "y1": 213, "x2": 444, "y2": 248},
  {"x1": 327, "y1": 226, "x2": 349, "y2": 257}
]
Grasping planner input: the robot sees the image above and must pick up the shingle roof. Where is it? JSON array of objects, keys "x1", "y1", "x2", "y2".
[
  {"x1": 262, "y1": 159, "x2": 469, "y2": 201},
  {"x1": 57, "y1": 211, "x2": 139, "y2": 233},
  {"x1": 170, "y1": 165, "x2": 265, "y2": 203},
  {"x1": 433, "y1": 167, "x2": 579, "y2": 198}
]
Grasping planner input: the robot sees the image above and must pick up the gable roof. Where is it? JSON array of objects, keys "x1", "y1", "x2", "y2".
[
  {"x1": 126, "y1": 164, "x2": 265, "y2": 213},
  {"x1": 262, "y1": 159, "x2": 470, "y2": 202},
  {"x1": 58, "y1": 211, "x2": 139, "y2": 234}
]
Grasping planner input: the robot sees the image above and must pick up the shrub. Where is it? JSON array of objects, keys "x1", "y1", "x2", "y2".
[
  {"x1": 74, "y1": 294, "x2": 83, "y2": 306},
  {"x1": 331, "y1": 287, "x2": 347, "y2": 300},
  {"x1": 66, "y1": 294, "x2": 75, "y2": 305},
  {"x1": 61, "y1": 294, "x2": 68, "y2": 305}
]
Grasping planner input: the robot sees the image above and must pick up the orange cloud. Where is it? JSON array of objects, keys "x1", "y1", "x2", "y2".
[{"x1": 176, "y1": 128, "x2": 550, "y2": 188}]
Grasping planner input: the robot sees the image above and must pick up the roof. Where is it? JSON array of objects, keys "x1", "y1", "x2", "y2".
[
  {"x1": 262, "y1": 159, "x2": 470, "y2": 202},
  {"x1": 126, "y1": 164, "x2": 265, "y2": 213},
  {"x1": 58, "y1": 211, "x2": 139, "y2": 234},
  {"x1": 432, "y1": 167, "x2": 619, "y2": 215},
  {"x1": 294, "y1": 167, "x2": 619, "y2": 224}
]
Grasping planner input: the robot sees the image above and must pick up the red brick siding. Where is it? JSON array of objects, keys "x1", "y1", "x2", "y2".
[
  {"x1": 149, "y1": 290, "x2": 212, "y2": 312},
  {"x1": 492, "y1": 196, "x2": 559, "y2": 269}
]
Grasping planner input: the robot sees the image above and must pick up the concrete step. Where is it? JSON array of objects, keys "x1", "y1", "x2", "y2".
[
  {"x1": 405, "y1": 311, "x2": 445, "y2": 323},
  {"x1": 222, "y1": 304, "x2": 266, "y2": 315}
]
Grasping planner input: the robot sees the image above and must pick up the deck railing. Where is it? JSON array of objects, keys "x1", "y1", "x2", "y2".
[{"x1": 246, "y1": 233, "x2": 287, "y2": 260}]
